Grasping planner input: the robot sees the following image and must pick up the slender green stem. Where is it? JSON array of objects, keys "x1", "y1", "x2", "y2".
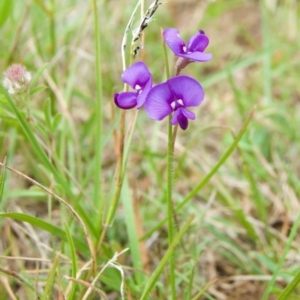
[
  {"x1": 49, "y1": 0, "x2": 56, "y2": 83},
  {"x1": 167, "y1": 115, "x2": 176, "y2": 299},
  {"x1": 24, "y1": 89, "x2": 31, "y2": 121},
  {"x1": 162, "y1": 28, "x2": 176, "y2": 299},
  {"x1": 92, "y1": 0, "x2": 103, "y2": 222}
]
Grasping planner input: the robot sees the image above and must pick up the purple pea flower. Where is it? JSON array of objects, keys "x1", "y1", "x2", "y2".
[
  {"x1": 114, "y1": 61, "x2": 152, "y2": 109},
  {"x1": 145, "y1": 75, "x2": 204, "y2": 130},
  {"x1": 163, "y1": 28, "x2": 212, "y2": 71}
]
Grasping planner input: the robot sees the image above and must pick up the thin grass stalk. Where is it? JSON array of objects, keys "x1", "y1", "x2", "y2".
[
  {"x1": 105, "y1": 109, "x2": 126, "y2": 226},
  {"x1": 261, "y1": 1, "x2": 272, "y2": 105},
  {"x1": 92, "y1": 0, "x2": 103, "y2": 220},
  {"x1": 49, "y1": 0, "x2": 56, "y2": 81}
]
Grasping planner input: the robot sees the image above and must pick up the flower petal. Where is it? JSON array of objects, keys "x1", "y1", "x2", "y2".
[
  {"x1": 121, "y1": 61, "x2": 151, "y2": 89},
  {"x1": 171, "y1": 109, "x2": 188, "y2": 130},
  {"x1": 177, "y1": 52, "x2": 213, "y2": 62},
  {"x1": 136, "y1": 78, "x2": 152, "y2": 108},
  {"x1": 181, "y1": 108, "x2": 195, "y2": 120},
  {"x1": 187, "y1": 30, "x2": 209, "y2": 52},
  {"x1": 167, "y1": 75, "x2": 204, "y2": 107},
  {"x1": 114, "y1": 92, "x2": 137, "y2": 109},
  {"x1": 145, "y1": 82, "x2": 173, "y2": 120},
  {"x1": 163, "y1": 28, "x2": 186, "y2": 55}
]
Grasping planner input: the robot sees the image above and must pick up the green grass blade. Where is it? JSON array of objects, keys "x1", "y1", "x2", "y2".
[
  {"x1": 0, "y1": 212, "x2": 88, "y2": 254},
  {"x1": 92, "y1": 0, "x2": 103, "y2": 214},
  {"x1": 0, "y1": 157, "x2": 6, "y2": 203},
  {"x1": 277, "y1": 269, "x2": 300, "y2": 300},
  {"x1": 122, "y1": 175, "x2": 144, "y2": 285},
  {"x1": 41, "y1": 252, "x2": 60, "y2": 300},
  {"x1": 184, "y1": 264, "x2": 195, "y2": 300},
  {"x1": 178, "y1": 107, "x2": 255, "y2": 211},
  {"x1": 191, "y1": 280, "x2": 217, "y2": 300},
  {"x1": 64, "y1": 222, "x2": 78, "y2": 300},
  {"x1": 29, "y1": 63, "x2": 48, "y2": 92},
  {"x1": 140, "y1": 215, "x2": 194, "y2": 300},
  {"x1": 0, "y1": 0, "x2": 13, "y2": 28},
  {"x1": 261, "y1": 210, "x2": 300, "y2": 300}
]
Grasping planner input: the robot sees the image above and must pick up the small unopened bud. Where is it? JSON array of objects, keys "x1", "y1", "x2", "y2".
[
  {"x1": 175, "y1": 57, "x2": 192, "y2": 75},
  {"x1": 3, "y1": 64, "x2": 32, "y2": 94}
]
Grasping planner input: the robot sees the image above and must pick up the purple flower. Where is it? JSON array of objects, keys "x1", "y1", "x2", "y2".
[
  {"x1": 145, "y1": 75, "x2": 204, "y2": 130},
  {"x1": 114, "y1": 61, "x2": 152, "y2": 109},
  {"x1": 163, "y1": 28, "x2": 212, "y2": 71}
]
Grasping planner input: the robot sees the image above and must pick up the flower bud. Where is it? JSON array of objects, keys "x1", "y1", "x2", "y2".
[{"x1": 3, "y1": 64, "x2": 32, "y2": 94}]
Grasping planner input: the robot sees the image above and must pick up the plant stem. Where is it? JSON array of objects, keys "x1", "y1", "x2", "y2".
[
  {"x1": 92, "y1": 0, "x2": 103, "y2": 226},
  {"x1": 103, "y1": 109, "x2": 126, "y2": 228},
  {"x1": 167, "y1": 115, "x2": 176, "y2": 299},
  {"x1": 162, "y1": 28, "x2": 176, "y2": 299}
]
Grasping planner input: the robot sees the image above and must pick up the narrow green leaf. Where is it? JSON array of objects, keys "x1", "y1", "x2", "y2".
[
  {"x1": 0, "y1": 212, "x2": 89, "y2": 254},
  {"x1": 122, "y1": 176, "x2": 144, "y2": 285},
  {"x1": 277, "y1": 269, "x2": 300, "y2": 300},
  {"x1": 140, "y1": 215, "x2": 194, "y2": 300},
  {"x1": 191, "y1": 280, "x2": 217, "y2": 300},
  {"x1": 51, "y1": 113, "x2": 62, "y2": 132},
  {"x1": 0, "y1": 94, "x2": 14, "y2": 113},
  {"x1": 41, "y1": 252, "x2": 60, "y2": 300},
  {"x1": 44, "y1": 98, "x2": 52, "y2": 129},
  {"x1": 262, "y1": 211, "x2": 300, "y2": 300},
  {"x1": 64, "y1": 222, "x2": 78, "y2": 300},
  {"x1": 0, "y1": 157, "x2": 6, "y2": 202},
  {"x1": 30, "y1": 85, "x2": 48, "y2": 95},
  {"x1": 0, "y1": 109, "x2": 16, "y2": 121},
  {"x1": 184, "y1": 264, "x2": 195, "y2": 300},
  {"x1": 0, "y1": 0, "x2": 13, "y2": 28},
  {"x1": 29, "y1": 64, "x2": 48, "y2": 92}
]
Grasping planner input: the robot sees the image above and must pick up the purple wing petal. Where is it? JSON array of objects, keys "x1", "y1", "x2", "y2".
[
  {"x1": 167, "y1": 75, "x2": 204, "y2": 107},
  {"x1": 114, "y1": 92, "x2": 137, "y2": 109},
  {"x1": 171, "y1": 109, "x2": 188, "y2": 130},
  {"x1": 163, "y1": 28, "x2": 186, "y2": 55},
  {"x1": 182, "y1": 108, "x2": 195, "y2": 120},
  {"x1": 136, "y1": 78, "x2": 152, "y2": 108},
  {"x1": 121, "y1": 61, "x2": 151, "y2": 89},
  {"x1": 177, "y1": 52, "x2": 213, "y2": 62},
  {"x1": 145, "y1": 82, "x2": 173, "y2": 120},
  {"x1": 187, "y1": 30, "x2": 209, "y2": 52}
]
